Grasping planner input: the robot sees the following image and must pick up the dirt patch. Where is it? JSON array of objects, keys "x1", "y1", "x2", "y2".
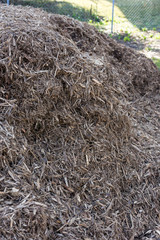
[
  {"x1": 0, "y1": 4, "x2": 160, "y2": 240},
  {"x1": 111, "y1": 31, "x2": 160, "y2": 61}
]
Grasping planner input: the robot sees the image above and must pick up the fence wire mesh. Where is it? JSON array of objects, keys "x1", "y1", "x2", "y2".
[{"x1": 112, "y1": 0, "x2": 160, "y2": 32}]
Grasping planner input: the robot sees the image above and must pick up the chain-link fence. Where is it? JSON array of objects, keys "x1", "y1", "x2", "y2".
[{"x1": 112, "y1": 0, "x2": 160, "y2": 32}]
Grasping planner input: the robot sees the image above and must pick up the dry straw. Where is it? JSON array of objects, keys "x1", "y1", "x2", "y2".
[{"x1": 0, "y1": 4, "x2": 160, "y2": 240}]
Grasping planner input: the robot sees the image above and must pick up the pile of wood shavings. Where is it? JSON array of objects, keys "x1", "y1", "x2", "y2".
[{"x1": 0, "y1": 4, "x2": 160, "y2": 240}]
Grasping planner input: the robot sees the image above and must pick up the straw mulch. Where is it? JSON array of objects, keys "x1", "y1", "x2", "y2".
[{"x1": 0, "y1": 4, "x2": 160, "y2": 240}]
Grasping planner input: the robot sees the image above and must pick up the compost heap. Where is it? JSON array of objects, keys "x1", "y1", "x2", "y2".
[{"x1": 0, "y1": 4, "x2": 160, "y2": 240}]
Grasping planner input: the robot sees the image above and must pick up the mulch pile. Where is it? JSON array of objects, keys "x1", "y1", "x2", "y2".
[{"x1": 0, "y1": 4, "x2": 160, "y2": 240}]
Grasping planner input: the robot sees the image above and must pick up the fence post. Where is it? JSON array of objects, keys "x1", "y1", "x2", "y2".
[{"x1": 111, "y1": 0, "x2": 115, "y2": 33}]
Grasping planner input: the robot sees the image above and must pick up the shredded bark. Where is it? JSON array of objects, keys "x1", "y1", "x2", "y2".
[{"x1": 0, "y1": 4, "x2": 160, "y2": 240}]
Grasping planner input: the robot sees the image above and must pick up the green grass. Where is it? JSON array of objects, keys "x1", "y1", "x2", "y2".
[{"x1": 152, "y1": 58, "x2": 160, "y2": 70}]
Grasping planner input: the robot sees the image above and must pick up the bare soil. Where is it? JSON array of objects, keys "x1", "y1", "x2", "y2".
[{"x1": 112, "y1": 31, "x2": 160, "y2": 60}]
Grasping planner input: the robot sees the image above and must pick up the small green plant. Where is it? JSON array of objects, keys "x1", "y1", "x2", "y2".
[
  {"x1": 142, "y1": 35, "x2": 147, "y2": 40},
  {"x1": 124, "y1": 36, "x2": 131, "y2": 42},
  {"x1": 142, "y1": 27, "x2": 148, "y2": 32},
  {"x1": 145, "y1": 47, "x2": 152, "y2": 51},
  {"x1": 109, "y1": 33, "x2": 113, "y2": 38},
  {"x1": 149, "y1": 33, "x2": 153, "y2": 38},
  {"x1": 99, "y1": 20, "x2": 105, "y2": 25},
  {"x1": 152, "y1": 27, "x2": 157, "y2": 31}
]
